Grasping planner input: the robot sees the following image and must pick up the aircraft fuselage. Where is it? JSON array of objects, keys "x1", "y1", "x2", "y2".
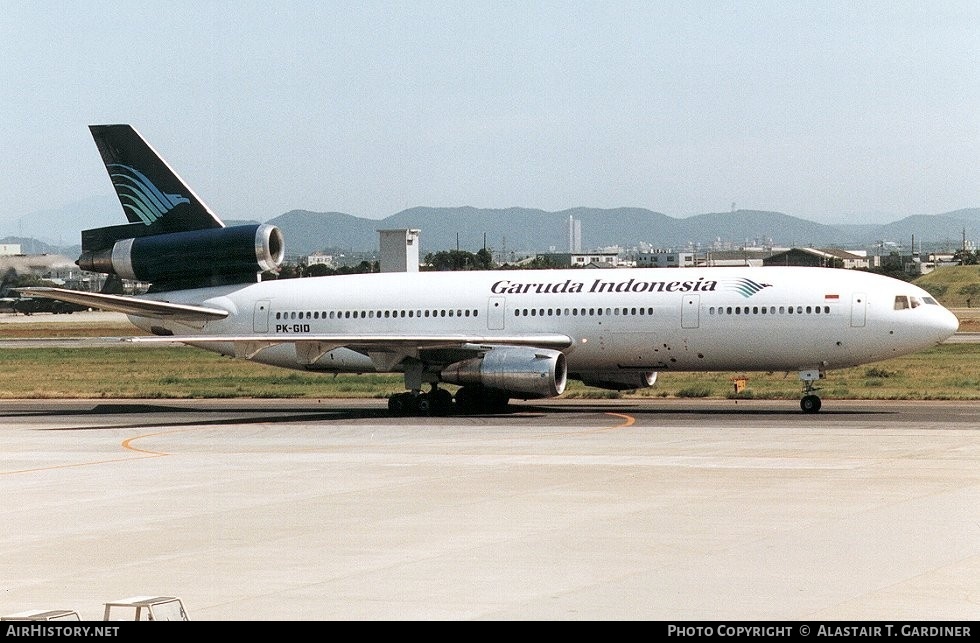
[{"x1": 129, "y1": 265, "x2": 958, "y2": 376}]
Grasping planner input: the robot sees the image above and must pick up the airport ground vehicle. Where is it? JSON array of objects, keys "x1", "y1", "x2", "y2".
[
  {"x1": 2, "y1": 596, "x2": 188, "y2": 621},
  {"x1": 102, "y1": 596, "x2": 189, "y2": 621},
  {"x1": 0, "y1": 609, "x2": 80, "y2": 621}
]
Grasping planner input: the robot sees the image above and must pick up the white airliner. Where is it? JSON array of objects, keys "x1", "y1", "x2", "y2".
[{"x1": 21, "y1": 125, "x2": 960, "y2": 414}]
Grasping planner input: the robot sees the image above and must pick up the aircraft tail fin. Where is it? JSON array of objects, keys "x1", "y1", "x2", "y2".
[
  {"x1": 89, "y1": 124, "x2": 224, "y2": 234},
  {"x1": 77, "y1": 125, "x2": 284, "y2": 291}
]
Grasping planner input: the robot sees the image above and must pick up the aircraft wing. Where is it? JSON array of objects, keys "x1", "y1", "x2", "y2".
[
  {"x1": 15, "y1": 285, "x2": 571, "y2": 365},
  {"x1": 128, "y1": 335, "x2": 572, "y2": 352},
  {"x1": 125, "y1": 334, "x2": 572, "y2": 348},
  {"x1": 14, "y1": 287, "x2": 229, "y2": 321},
  {"x1": 124, "y1": 334, "x2": 574, "y2": 364}
]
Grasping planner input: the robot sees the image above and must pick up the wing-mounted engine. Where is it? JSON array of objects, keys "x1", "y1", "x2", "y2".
[
  {"x1": 441, "y1": 346, "x2": 568, "y2": 398},
  {"x1": 575, "y1": 370, "x2": 658, "y2": 391},
  {"x1": 77, "y1": 224, "x2": 285, "y2": 290}
]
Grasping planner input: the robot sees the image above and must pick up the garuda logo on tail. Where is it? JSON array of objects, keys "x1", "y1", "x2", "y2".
[{"x1": 107, "y1": 163, "x2": 189, "y2": 225}]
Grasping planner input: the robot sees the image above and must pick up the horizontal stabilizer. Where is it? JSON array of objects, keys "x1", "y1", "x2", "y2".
[{"x1": 14, "y1": 287, "x2": 229, "y2": 321}]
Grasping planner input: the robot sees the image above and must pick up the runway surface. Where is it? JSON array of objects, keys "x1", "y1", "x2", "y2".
[{"x1": 1, "y1": 397, "x2": 978, "y2": 621}]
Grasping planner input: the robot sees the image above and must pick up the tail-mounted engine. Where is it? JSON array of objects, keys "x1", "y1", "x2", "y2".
[
  {"x1": 77, "y1": 224, "x2": 285, "y2": 289},
  {"x1": 441, "y1": 346, "x2": 568, "y2": 399}
]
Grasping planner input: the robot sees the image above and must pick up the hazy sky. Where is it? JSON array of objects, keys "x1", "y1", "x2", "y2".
[{"x1": 2, "y1": 1, "x2": 978, "y2": 227}]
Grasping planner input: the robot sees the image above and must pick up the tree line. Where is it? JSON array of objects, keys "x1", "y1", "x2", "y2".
[{"x1": 266, "y1": 247, "x2": 573, "y2": 278}]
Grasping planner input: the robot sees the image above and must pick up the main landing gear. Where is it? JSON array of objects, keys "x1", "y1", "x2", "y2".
[
  {"x1": 452, "y1": 385, "x2": 510, "y2": 414},
  {"x1": 388, "y1": 360, "x2": 515, "y2": 416},
  {"x1": 387, "y1": 385, "x2": 454, "y2": 416},
  {"x1": 799, "y1": 369, "x2": 823, "y2": 414},
  {"x1": 388, "y1": 361, "x2": 456, "y2": 416},
  {"x1": 387, "y1": 384, "x2": 512, "y2": 416}
]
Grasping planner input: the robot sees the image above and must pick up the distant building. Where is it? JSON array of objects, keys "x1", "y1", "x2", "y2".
[
  {"x1": 0, "y1": 254, "x2": 105, "y2": 291},
  {"x1": 536, "y1": 252, "x2": 621, "y2": 268},
  {"x1": 567, "y1": 216, "x2": 582, "y2": 253},
  {"x1": 378, "y1": 228, "x2": 420, "y2": 273},
  {"x1": 763, "y1": 248, "x2": 869, "y2": 269},
  {"x1": 0, "y1": 244, "x2": 22, "y2": 256},
  {"x1": 305, "y1": 253, "x2": 335, "y2": 268},
  {"x1": 636, "y1": 251, "x2": 698, "y2": 268},
  {"x1": 820, "y1": 249, "x2": 870, "y2": 270},
  {"x1": 926, "y1": 253, "x2": 959, "y2": 268},
  {"x1": 888, "y1": 251, "x2": 960, "y2": 276},
  {"x1": 704, "y1": 249, "x2": 777, "y2": 267}
]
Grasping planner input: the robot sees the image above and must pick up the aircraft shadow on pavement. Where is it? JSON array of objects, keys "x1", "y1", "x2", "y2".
[
  {"x1": 0, "y1": 402, "x2": 391, "y2": 431},
  {"x1": 0, "y1": 399, "x2": 887, "y2": 432},
  {"x1": 523, "y1": 402, "x2": 887, "y2": 417}
]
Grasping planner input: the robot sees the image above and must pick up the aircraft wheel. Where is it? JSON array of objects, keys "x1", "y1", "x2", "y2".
[
  {"x1": 453, "y1": 386, "x2": 475, "y2": 413},
  {"x1": 454, "y1": 386, "x2": 511, "y2": 414},
  {"x1": 800, "y1": 395, "x2": 822, "y2": 414},
  {"x1": 388, "y1": 394, "x2": 406, "y2": 414},
  {"x1": 416, "y1": 396, "x2": 432, "y2": 415},
  {"x1": 485, "y1": 390, "x2": 511, "y2": 413},
  {"x1": 388, "y1": 393, "x2": 418, "y2": 415},
  {"x1": 430, "y1": 389, "x2": 454, "y2": 415}
]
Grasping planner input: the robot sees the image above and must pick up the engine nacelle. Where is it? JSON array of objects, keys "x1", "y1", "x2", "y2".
[
  {"x1": 77, "y1": 224, "x2": 285, "y2": 285},
  {"x1": 441, "y1": 346, "x2": 568, "y2": 398},
  {"x1": 576, "y1": 371, "x2": 658, "y2": 391}
]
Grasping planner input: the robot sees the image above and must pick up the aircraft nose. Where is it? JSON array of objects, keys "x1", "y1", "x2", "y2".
[
  {"x1": 935, "y1": 307, "x2": 960, "y2": 342},
  {"x1": 946, "y1": 308, "x2": 960, "y2": 333}
]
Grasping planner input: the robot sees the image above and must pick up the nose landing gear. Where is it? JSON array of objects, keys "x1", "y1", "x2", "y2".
[{"x1": 799, "y1": 369, "x2": 823, "y2": 413}]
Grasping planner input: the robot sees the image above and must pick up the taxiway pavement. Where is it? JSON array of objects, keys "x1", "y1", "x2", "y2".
[{"x1": 1, "y1": 398, "x2": 977, "y2": 621}]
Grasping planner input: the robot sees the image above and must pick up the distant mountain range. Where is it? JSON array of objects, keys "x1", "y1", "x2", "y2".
[
  {"x1": 2, "y1": 196, "x2": 977, "y2": 259},
  {"x1": 266, "y1": 206, "x2": 979, "y2": 257}
]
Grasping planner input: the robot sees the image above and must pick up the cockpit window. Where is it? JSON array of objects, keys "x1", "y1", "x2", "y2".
[{"x1": 895, "y1": 295, "x2": 931, "y2": 310}]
